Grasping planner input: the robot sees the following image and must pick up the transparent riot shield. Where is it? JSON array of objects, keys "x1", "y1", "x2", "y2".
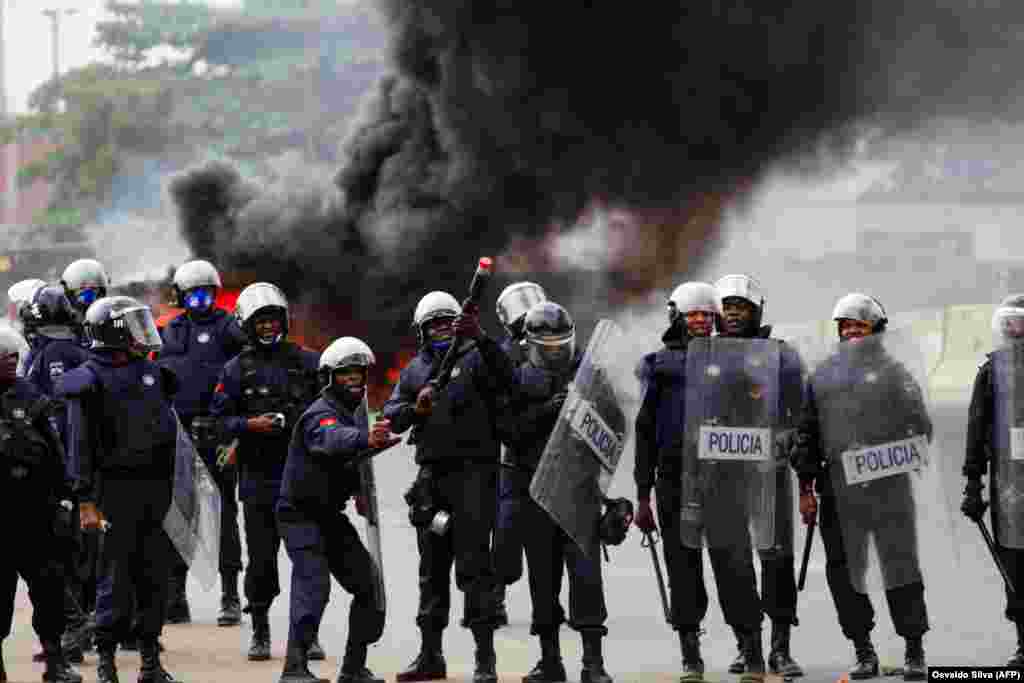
[
  {"x1": 810, "y1": 329, "x2": 940, "y2": 593},
  {"x1": 680, "y1": 337, "x2": 781, "y2": 551},
  {"x1": 357, "y1": 395, "x2": 386, "y2": 612},
  {"x1": 163, "y1": 411, "x2": 222, "y2": 591},
  {"x1": 530, "y1": 320, "x2": 641, "y2": 558}
]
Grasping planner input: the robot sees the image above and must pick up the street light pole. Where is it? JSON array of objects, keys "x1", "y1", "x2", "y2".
[{"x1": 41, "y1": 7, "x2": 77, "y2": 82}]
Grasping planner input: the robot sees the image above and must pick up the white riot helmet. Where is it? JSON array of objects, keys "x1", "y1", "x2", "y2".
[
  {"x1": 320, "y1": 336, "x2": 375, "y2": 398},
  {"x1": 715, "y1": 273, "x2": 765, "y2": 329},
  {"x1": 7, "y1": 278, "x2": 47, "y2": 327},
  {"x1": 0, "y1": 326, "x2": 28, "y2": 363},
  {"x1": 61, "y1": 259, "x2": 110, "y2": 311},
  {"x1": 496, "y1": 282, "x2": 547, "y2": 339},
  {"x1": 413, "y1": 291, "x2": 461, "y2": 349},
  {"x1": 831, "y1": 293, "x2": 888, "y2": 337},
  {"x1": 992, "y1": 293, "x2": 1024, "y2": 346},
  {"x1": 173, "y1": 260, "x2": 222, "y2": 309},
  {"x1": 236, "y1": 282, "x2": 289, "y2": 346},
  {"x1": 667, "y1": 282, "x2": 722, "y2": 324}
]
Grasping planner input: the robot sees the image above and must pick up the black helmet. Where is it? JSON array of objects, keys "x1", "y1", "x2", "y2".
[
  {"x1": 524, "y1": 301, "x2": 576, "y2": 372},
  {"x1": 84, "y1": 296, "x2": 163, "y2": 354},
  {"x1": 21, "y1": 285, "x2": 78, "y2": 337}
]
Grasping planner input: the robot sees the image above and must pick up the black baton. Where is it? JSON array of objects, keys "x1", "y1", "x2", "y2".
[
  {"x1": 642, "y1": 530, "x2": 672, "y2": 625},
  {"x1": 798, "y1": 519, "x2": 816, "y2": 591},
  {"x1": 977, "y1": 518, "x2": 1017, "y2": 596}
]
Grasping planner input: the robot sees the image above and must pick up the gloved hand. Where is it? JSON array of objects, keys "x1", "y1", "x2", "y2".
[
  {"x1": 369, "y1": 418, "x2": 401, "y2": 450},
  {"x1": 79, "y1": 502, "x2": 102, "y2": 531},
  {"x1": 454, "y1": 302, "x2": 484, "y2": 340},
  {"x1": 415, "y1": 386, "x2": 434, "y2": 417},
  {"x1": 634, "y1": 497, "x2": 657, "y2": 532},
  {"x1": 546, "y1": 392, "x2": 568, "y2": 414},
  {"x1": 961, "y1": 479, "x2": 988, "y2": 522},
  {"x1": 798, "y1": 480, "x2": 817, "y2": 526},
  {"x1": 54, "y1": 500, "x2": 75, "y2": 541}
]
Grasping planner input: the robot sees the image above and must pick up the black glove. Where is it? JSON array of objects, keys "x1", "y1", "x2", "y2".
[
  {"x1": 961, "y1": 479, "x2": 988, "y2": 523},
  {"x1": 788, "y1": 432, "x2": 819, "y2": 479},
  {"x1": 53, "y1": 499, "x2": 76, "y2": 543},
  {"x1": 546, "y1": 392, "x2": 568, "y2": 415}
]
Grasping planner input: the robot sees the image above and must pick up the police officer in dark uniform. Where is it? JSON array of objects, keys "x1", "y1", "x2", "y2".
[
  {"x1": 791, "y1": 293, "x2": 932, "y2": 681},
  {"x1": 8, "y1": 278, "x2": 46, "y2": 373},
  {"x1": 962, "y1": 293, "x2": 1024, "y2": 667},
  {"x1": 0, "y1": 327, "x2": 82, "y2": 683},
  {"x1": 156, "y1": 260, "x2": 246, "y2": 628},
  {"x1": 57, "y1": 296, "x2": 183, "y2": 683},
  {"x1": 634, "y1": 282, "x2": 765, "y2": 682},
  {"x1": 209, "y1": 282, "x2": 321, "y2": 662},
  {"x1": 61, "y1": 260, "x2": 109, "y2": 329},
  {"x1": 496, "y1": 302, "x2": 614, "y2": 683},
  {"x1": 713, "y1": 274, "x2": 804, "y2": 678},
  {"x1": 384, "y1": 291, "x2": 515, "y2": 683},
  {"x1": 277, "y1": 336, "x2": 400, "y2": 683}
]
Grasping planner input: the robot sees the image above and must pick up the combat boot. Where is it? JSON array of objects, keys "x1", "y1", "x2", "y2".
[
  {"x1": 42, "y1": 640, "x2": 83, "y2": 683},
  {"x1": 308, "y1": 635, "x2": 327, "y2": 661},
  {"x1": 739, "y1": 629, "x2": 766, "y2": 683},
  {"x1": 678, "y1": 630, "x2": 704, "y2": 682},
  {"x1": 472, "y1": 626, "x2": 498, "y2": 683},
  {"x1": 727, "y1": 629, "x2": 745, "y2": 674},
  {"x1": 1008, "y1": 621, "x2": 1024, "y2": 667},
  {"x1": 395, "y1": 629, "x2": 446, "y2": 682},
  {"x1": 165, "y1": 567, "x2": 191, "y2": 625},
  {"x1": 138, "y1": 639, "x2": 181, "y2": 683},
  {"x1": 523, "y1": 630, "x2": 566, "y2": 683},
  {"x1": 278, "y1": 641, "x2": 329, "y2": 683},
  {"x1": 903, "y1": 637, "x2": 926, "y2": 682},
  {"x1": 579, "y1": 631, "x2": 613, "y2": 683},
  {"x1": 217, "y1": 571, "x2": 241, "y2": 627},
  {"x1": 96, "y1": 645, "x2": 119, "y2": 683},
  {"x1": 768, "y1": 621, "x2": 804, "y2": 678},
  {"x1": 336, "y1": 641, "x2": 385, "y2": 683},
  {"x1": 849, "y1": 636, "x2": 879, "y2": 680},
  {"x1": 248, "y1": 610, "x2": 272, "y2": 661}
]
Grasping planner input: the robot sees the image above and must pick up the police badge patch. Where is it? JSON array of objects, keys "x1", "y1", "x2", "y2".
[
  {"x1": 12, "y1": 408, "x2": 25, "y2": 419},
  {"x1": 197, "y1": 332, "x2": 211, "y2": 344},
  {"x1": 48, "y1": 361, "x2": 65, "y2": 378},
  {"x1": 142, "y1": 374, "x2": 156, "y2": 386}
]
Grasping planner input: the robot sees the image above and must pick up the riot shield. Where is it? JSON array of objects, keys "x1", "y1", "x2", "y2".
[
  {"x1": 530, "y1": 320, "x2": 641, "y2": 558},
  {"x1": 680, "y1": 337, "x2": 781, "y2": 551},
  {"x1": 163, "y1": 411, "x2": 222, "y2": 591},
  {"x1": 357, "y1": 396, "x2": 386, "y2": 612},
  {"x1": 810, "y1": 329, "x2": 940, "y2": 593},
  {"x1": 991, "y1": 332, "x2": 1024, "y2": 549}
]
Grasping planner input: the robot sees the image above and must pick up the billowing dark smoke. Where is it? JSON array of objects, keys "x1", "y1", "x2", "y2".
[{"x1": 174, "y1": 1, "x2": 1024, "y2": 358}]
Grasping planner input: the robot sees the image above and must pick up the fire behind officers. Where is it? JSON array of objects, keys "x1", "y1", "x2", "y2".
[
  {"x1": 276, "y1": 337, "x2": 400, "y2": 683},
  {"x1": 0, "y1": 326, "x2": 82, "y2": 682},
  {"x1": 209, "y1": 283, "x2": 321, "y2": 662},
  {"x1": 962, "y1": 293, "x2": 1024, "y2": 666},
  {"x1": 383, "y1": 291, "x2": 516, "y2": 683},
  {"x1": 496, "y1": 301, "x2": 614, "y2": 683},
  {"x1": 57, "y1": 296, "x2": 182, "y2": 683},
  {"x1": 634, "y1": 282, "x2": 765, "y2": 682},
  {"x1": 156, "y1": 260, "x2": 247, "y2": 628}
]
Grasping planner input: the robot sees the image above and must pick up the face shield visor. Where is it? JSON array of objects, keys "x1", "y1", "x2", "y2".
[
  {"x1": 528, "y1": 331, "x2": 576, "y2": 373},
  {"x1": 497, "y1": 284, "x2": 546, "y2": 336},
  {"x1": 117, "y1": 306, "x2": 163, "y2": 354}
]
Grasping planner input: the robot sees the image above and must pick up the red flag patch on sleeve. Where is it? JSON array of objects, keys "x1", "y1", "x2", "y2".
[
  {"x1": 214, "y1": 382, "x2": 225, "y2": 393},
  {"x1": 318, "y1": 417, "x2": 339, "y2": 429}
]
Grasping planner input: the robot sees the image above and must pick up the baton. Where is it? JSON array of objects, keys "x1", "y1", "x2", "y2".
[
  {"x1": 976, "y1": 518, "x2": 1017, "y2": 596},
  {"x1": 641, "y1": 530, "x2": 672, "y2": 625},
  {"x1": 797, "y1": 519, "x2": 816, "y2": 591}
]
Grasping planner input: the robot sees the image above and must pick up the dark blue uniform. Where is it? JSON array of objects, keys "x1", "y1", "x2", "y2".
[
  {"x1": 0, "y1": 379, "x2": 74, "y2": 649},
  {"x1": 495, "y1": 354, "x2": 608, "y2": 636},
  {"x1": 157, "y1": 310, "x2": 246, "y2": 593},
  {"x1": 57, "y1": 352, "x2": 179, "y2": 652},
  {"x1": 210, "y1": 342, "x2": 319, "y2": 616},
  {"x1": 277, "y1": 393, "x2": 384, "y2": 655},
  {"x1": 25, "y1": 335, "x2": 90, "y2": 451},
  {"x1": 383, "y1": 336, "x2": 514, "y2": 632}
]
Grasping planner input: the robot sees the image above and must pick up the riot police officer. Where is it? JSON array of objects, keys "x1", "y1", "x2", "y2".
[
  {"x1": 210, "y1": 282, "x2": 321, "y2": 662},
  {"x1": 712, "y1": 274, "x2": 804, "y2": 678},
  {"x1": 277, "y1": 337, "x2": 399, "y2": 683},
  {"x1": 963, "y1": 293, "x2": 1024, "y2": 666},
  {"x1": 57, "y1": 296, "x2": 183, "y2": 683},
  {"x1": 60, "y1": 259, "x2": 109, "y2": 325},
  {"x1": 495, "y1": 282, "x2": 547, "y2": 363},
  {"x1": 792, "y1": 293, "x2": 931, "y2": 681},
  {"x1": 383, "y1": 291, "x2": 515, "y2": 683},
  {"x1": 0, "y1": 327, "x2": 82, "y2": 683},
  {"x1": 157, "y1": 260, "x2": 246, "y2": 627},
  {"x1": 634, "y1": 282, "x2": 765, "y2": 682},
  {"x1": 8, "y1": 278, "x2": 47, "y2": 374},
  {"x1": 496, "y1": 301, "x2": 614, "y2": 683}
]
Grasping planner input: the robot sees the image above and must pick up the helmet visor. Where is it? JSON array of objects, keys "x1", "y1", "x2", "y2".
[
  {"x1": 118, "y1": 306, "x2": 163, "y2": 351},
  {"x1": 528, "y1": 332, "x2": 575, "y2": 372},
  {"x1": 498, "y1": 285, "x2": 546, "y2": 328}
]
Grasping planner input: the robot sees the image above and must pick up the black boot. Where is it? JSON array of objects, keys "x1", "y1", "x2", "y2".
[
  {"x1": 337, "y1": 641, "x2": 385, "y2": 683},
  {"x1": 523, "y1": 630, "x2": 566, "y2": 683},
  {"x1": 849, "y1": 636, "x2": 879, "y2": 681},
  {"x1": 217, "y1": 572, "x2": 241, "y2": 627},
  {"x1": 728, "y1": 629, "x2": 745, "y2": 674},
  {"x1": 1010, "y1": 622, "x2": 1024, "y2": 667},
  {"x1": 396, "y1": 629, "x2": 446, "y2": 682},
  {"x1": 96, "y1": 645, "x2": 119, "y2": 683},
  {"x1": 308, "y1": 635, "x2": 326, "y2": 661},
  {"x1": 580, "y1": 631, "x2": 613, "y2": 683},
  {"x1": 278, "y1": 641, "x2": 329, "y2": 683},
  {"x1": 139, "y1": 639, "x2": 181, "y2": 683},
  {"x1": 42, "y1": 639, "x2": 83, "y2": 683},
  {"x1": 739, "y1": 629, "x2": 766, "y2": 683},
  {"x1": 903, "y1": 637, "x2": 926, "y2": 682},
  {"x1": 165, "y1": 565, "x2": 190, "y2": 625},
  {"x1": 248, "y1": 610, "x2": 272, "y2": 661},
  {"x1": 767, "y1": 622, "x2": 804, "y2": 678},
  {"x1": 472, "y1": 627, "x2": 498, "y2": 683},
  {"x1": 678, "y1": 631, "x2": 704, "y2": 683}
]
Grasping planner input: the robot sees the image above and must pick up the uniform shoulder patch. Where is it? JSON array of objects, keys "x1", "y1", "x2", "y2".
[
  {"x1": 215, "y1": 382, "x2": 225, "y2": 393},
  {"x1": 317, "y1": 416, "x2": 339, "y2": 430}
]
